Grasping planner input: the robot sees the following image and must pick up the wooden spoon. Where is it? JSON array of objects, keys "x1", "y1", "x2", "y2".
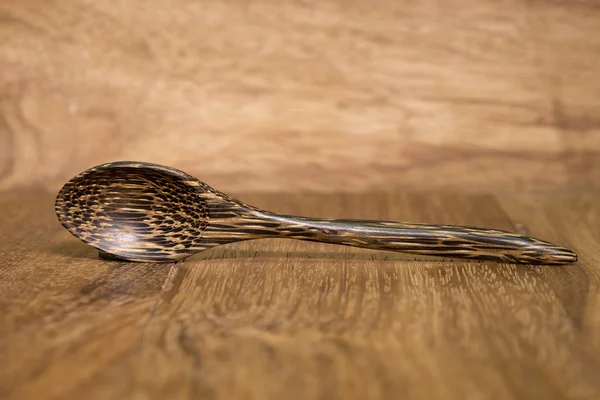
[{"x1": 55, "y1": 161, "x2": 577, "y2": 265}]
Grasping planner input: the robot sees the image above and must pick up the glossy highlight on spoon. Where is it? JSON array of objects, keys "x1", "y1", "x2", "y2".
[{"x1": 55, "y1": 161, "x2": 578, "y2": 265}]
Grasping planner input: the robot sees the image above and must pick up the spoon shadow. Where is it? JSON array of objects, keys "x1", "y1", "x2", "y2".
[
  {"x1": 46, "y1": 238, "x2": 456, "y2": 263},
  {"x1": 46, "y1": 239, "x2": 104, "y2": 260},
  {"x1": 186, "y1": 247, "x2": 473, "y2": 264}
]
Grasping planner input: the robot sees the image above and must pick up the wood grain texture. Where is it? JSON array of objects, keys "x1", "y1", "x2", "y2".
[
  {"x1": 1, "y1": 190, "x2": 600, "y2": 399},
  {"x1": 1, "y1": 0, "x2": 600, "y2": 193}
]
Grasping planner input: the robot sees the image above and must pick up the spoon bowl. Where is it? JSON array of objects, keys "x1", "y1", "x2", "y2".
[
  {"x1": 55, "y1": 162, "x2": 216, "y2": 261},
  {"x1": 56, "y1": 161, "x2": 578, "y2": 265}
]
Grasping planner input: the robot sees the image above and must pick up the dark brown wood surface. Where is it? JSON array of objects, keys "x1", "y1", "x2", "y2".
[
  {"x1": 1, "y1": 0, "x2": 600, "y2": 193},
  {"x1": 1, "y1": 190, "x2": 599, "y2": 399}
]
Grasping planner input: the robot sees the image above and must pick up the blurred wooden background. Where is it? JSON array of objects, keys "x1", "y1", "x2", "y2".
[{"x1": 1, "y1": 0, "x2": 599, "y2": 193}]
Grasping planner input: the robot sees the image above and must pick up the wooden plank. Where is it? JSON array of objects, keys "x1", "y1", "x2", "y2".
[
  {"x1": 1, "y1": 0, "x2": 599, "y2": 193},
  {"x1": 0, "y1": 192, "x2": 175, "y2": 400},
  {"x1": 2, "y1": 190, "x2": 599, "y2": 399}
]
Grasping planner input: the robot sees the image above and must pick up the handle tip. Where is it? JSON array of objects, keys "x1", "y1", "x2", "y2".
[{"x1": 539, "y1": 246, "x2": 578, "y2": 265}]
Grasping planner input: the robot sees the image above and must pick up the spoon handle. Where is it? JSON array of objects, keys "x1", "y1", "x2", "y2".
[{"x1": 258, "y1": 213, "x2": 576, "y2": 265}]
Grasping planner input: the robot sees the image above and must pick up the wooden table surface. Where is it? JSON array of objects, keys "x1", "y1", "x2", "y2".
[{"x1": 1, "y1": 190, "x2": 599, "y2": 400}]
